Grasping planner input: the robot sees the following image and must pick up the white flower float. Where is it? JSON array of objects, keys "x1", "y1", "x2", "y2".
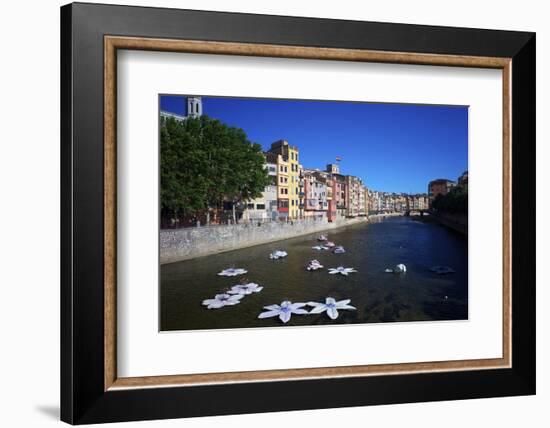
[
  {"x1": 333, "y1": 245, "x2": 346, "y2": 254},
  {"x1": 228, "y1": 282, "x2": 263, "y2": 295},
  {"x1": 312, "y1": 245, "x2": 329, "y2": 251},
  {"x1": 269, "y1": 250, "x2": 288, "y2": 260},
  {"x1": 384, "y1": 263, "x2": 407, "y2": 273},
  {"x1": 307, "y1": 297, "x2": 356, "y2": 319},
  {"x1": 258, "y1": 300, "x2": 309, "y2": 323},
  {"x1": 217, "y1": 268, "x2": 248, "y2": 277},
  {"x1": 202, "y1": 293, "x2": 244, "y2": 309},
  {"x1": 430, "y1": 266, "x2": 455, "y2": 275},
  {"x1": 324, "y1": 241, "x2": 336, "y2": 248},
  {"x1": 328, "y1": 266, "x2": 357, "y2": 276},
  {"x1": 318, "y1": 235, "x2": 328, "y2": 242},
  {"x1": 306, "y1": 259, "x2": 324, "y2": 271}
]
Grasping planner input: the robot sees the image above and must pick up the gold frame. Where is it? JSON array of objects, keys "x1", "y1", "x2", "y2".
[{"x1": 104, "y1": 36, "x2": 512, "y2": 391}]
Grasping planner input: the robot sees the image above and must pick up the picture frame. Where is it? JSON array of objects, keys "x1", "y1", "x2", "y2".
[{"x1": 60, "y1": 2, "x2": 535, "y2": 424}]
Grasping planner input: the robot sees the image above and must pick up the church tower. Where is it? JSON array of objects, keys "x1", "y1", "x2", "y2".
[{"x1": 187, "y1": 96, "x2": 202, "y2": 118}]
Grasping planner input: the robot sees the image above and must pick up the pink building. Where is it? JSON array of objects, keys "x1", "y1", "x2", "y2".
[{"x1": 302, "y1": 169, "x2": 328, "y2": 220}]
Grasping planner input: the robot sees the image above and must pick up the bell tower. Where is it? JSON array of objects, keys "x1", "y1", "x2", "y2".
[{"x1": 187, "y1": 96, "x2": 203, "y2": 118}]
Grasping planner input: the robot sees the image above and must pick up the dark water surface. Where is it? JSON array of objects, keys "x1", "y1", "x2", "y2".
[{"x1": 160, "y1": 216, "x2": 468, "y2": 331}]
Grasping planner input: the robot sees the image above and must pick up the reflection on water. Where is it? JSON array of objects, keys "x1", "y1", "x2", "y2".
[{"x1": 160, "y1": 216, "x2": 468, "y2": 331}]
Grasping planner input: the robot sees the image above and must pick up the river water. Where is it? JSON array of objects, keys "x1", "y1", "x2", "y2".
[{"x1": 160, "y1": 216, "x2": 468, "y2": 331}]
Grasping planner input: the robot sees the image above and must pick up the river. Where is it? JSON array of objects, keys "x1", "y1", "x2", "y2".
[{"x1": 160, "y1": 216, "x2": 468, "y2": 331}]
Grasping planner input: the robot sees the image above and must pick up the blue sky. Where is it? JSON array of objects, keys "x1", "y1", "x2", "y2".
[{"x1": 160, "y1": 95, "x2": 468, "y2": 194}]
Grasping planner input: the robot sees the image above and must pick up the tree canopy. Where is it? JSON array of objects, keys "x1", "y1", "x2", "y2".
[{"x1": 160, "y1": 116, "x2": 270, "y2": 220}]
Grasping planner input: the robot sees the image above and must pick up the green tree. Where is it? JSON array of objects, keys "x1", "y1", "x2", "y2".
[{"x1": 160, "y1": 116, "x2": 270, "y2": 225}]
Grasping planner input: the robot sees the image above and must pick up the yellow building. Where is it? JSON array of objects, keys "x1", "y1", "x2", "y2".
[{"x1": 267, "y1": 140, "x2": 300, "y2": 220}]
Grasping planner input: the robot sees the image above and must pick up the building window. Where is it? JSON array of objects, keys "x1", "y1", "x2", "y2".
[
  {"x1": 256, "y1": 204, "x2": 265, "y2": 210},
  {"x1": 247, "y1": 203, "x2": 254, "y2": 209}
]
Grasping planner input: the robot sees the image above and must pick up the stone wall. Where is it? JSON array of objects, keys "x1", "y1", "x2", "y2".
[
  {"x1": 161, "y1": 217, "x2": 369, "y2": 264},
  {"x1": 431, "y1": 212, "x2": 468, "y2": 235}
]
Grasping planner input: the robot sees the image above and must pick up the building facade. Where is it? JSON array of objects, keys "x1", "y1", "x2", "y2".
[
  {"x1": 428, "y1": 178, "x2": 456, "y2": 203},
  {"x1": 267, "y1": 140, "x2": 301, "y2": 220},
  {"x1": 457, "y1": 170, "x2": 468, "y2": 191},
  {"x1": 302, "y1": 169, "x2": 328, "y2": 220},
  {"x1": 242, "y1": 161, "x2": 278, "y2": 221},
  {"x1": 345, "y1": 175, "x2": 364, "y2": 217}
]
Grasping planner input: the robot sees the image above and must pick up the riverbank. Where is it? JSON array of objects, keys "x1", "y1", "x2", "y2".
[
  {"x1": 161, "y1": 216, "x2": 372, "y2": 264},
  {"x1": 412, "y1": 211, "x2": 468, "y2": 235},
  {"x1": 433, "y1": 212, "x2": 467, "y2": 235}
]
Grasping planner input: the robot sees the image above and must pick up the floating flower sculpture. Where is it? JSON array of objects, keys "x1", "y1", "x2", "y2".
[
  {"x1": 202, "y1": 293, "x2": 244, "y2": 309},
  {"x1": 318, "y1": 235, "x2": 328, "y2": 242},
  {"x1": 384, "y1": 264, "x2": 407, "y2": 273},
  {"x1": 217, "y1": 268, "x2": 248, "y2": 277},
  {"x1": 312, "y1": 245, "x2": 329, "y2": 251},
  {"x1": 324, "y1": 241, "x2": 336, "y2": 248},
  {"x1": 228, "y1": 282, "x2": 264, "y2": 295},
  {"x1": 269, "y1": 250, "x2": 288, "y2": 260},
  {"x1": 306, "y1": 260, "x2": 324, "y2": 271},
  {"x1": 395, "y1": 263, "x2": 407, "y2": 273},
  {"x1": 258, "y1": 301, "x2": 309, "y2": 323},
  {"x1": 333, "y1": 245, "x2": 346, "y2": 254},
  {"x1": 307, "y1": 297, "x2": 356, "y2": 319},
  {"x1": 430, "y1": 266, "x2": 455, "y2": 275},
  {"x1": 328, "y1": 266, "x2": 357, "y2": 276}
]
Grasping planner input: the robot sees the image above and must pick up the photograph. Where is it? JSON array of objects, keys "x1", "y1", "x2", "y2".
[{"x1": 159, "y1": 95, "x2": 469, "y2": 331}]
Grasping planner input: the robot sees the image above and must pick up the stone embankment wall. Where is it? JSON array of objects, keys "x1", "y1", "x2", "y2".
[
  {"x1": 431, "y1": 212, "x2": 468, "y2": 235},
  {"x1": 161, "y1": 217, "x2": 369, "y2": 264}
]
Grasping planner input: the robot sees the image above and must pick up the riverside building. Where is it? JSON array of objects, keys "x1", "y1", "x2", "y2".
[{"x1": 267, "y1": 140, "x2": 301, "y2": 220}]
